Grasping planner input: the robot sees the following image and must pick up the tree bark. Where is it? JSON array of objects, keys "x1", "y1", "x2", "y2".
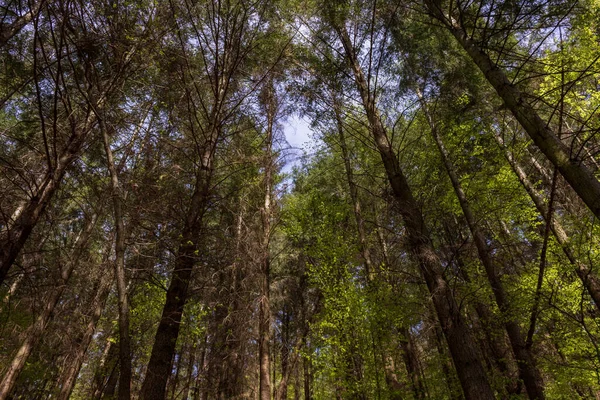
[
  {"x1": 399, "y1": 328, "x2": 426, "y2": 400},
  {"x1": 0, "y1": 0, "x2": 46, "y2": 47},
  {"x1": 138, "y1": 180, "x2": 210, "y2": 400},
  {"x1": 56, "y1": 267, "x2": 114, "y2": 400},
  {"x1": 140, "y1": 108, "x2": 218, "y2": 398},
  {"x1": 334, "y1": 23, "x2": 494, "y2": 400},
  {"x1": 425, "y1": 2, "x2": 600, "y2": 219},
  {"x1": 100, "y1": 117, "x2": 131, "y2": 400},
  {"x1": 0, "y1": 214, "x2": 97, "y2": 400},
  {"x1": 0, "y1": 106, "x2": 99, "y2": 286},
  {"x1": 493, "y1": 130, "x2": 600, "y2": 310},
  {"x1": 259, "y1": 79, "x2": 276, "y2": 400},
  {"x1": 420, "y1": 97, "x2": 545, "y2": 399}
]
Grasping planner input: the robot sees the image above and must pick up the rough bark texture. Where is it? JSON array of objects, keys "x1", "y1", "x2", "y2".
[
  {"x1": 335, "y1": 24, "x2": 494, "y2": 400},
  {"x1": 399, "y1": 328, "x2": 425, "y2": 399},
  {"x1": 421, "y1": 98, "x2": 545, "y2": 399},
  {"x1": 138, "y1": 217, "x2": 206, "y2": 400},
  {"x1": 0, "y1": 0, "x2": 46, "y2": 47},
  {"x1": 139, "y1": 129, "x2": 215, "y2": 399}
]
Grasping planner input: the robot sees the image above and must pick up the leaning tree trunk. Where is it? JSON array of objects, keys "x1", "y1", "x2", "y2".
[
  {"x1": 0, "y1": 106, "x2": 100, "y2": 286},
  {"x1": 424, "y1": 1, "x2": 600, "y2": 219},
  {"x1": 56, "y1": 266, "x2": 113, "y2": 400},
  {"x1": 0, "y1": 215, "x2": 97, "y2": 400},
  {"x1": 447, "y1": 240, "x2": 521, "y2": 396},
  {"x1": 333, "y1": 23, "x2": 494, "y2": 400},
  {"x1": 493, "y1": 130, "x2": 600, "y2": 310},
  {"x1": 420, "y1": 98, "x2": 545, "y2": 399},
  {"x1": 0, "y1": 0, "x2": 46, "y2": 47},
  {"x1": 332, "y1": 94, "x2": 407, "y2": 399},
  {"x1": 100, "y1": 117, "x2": 132, "y2": 400}
]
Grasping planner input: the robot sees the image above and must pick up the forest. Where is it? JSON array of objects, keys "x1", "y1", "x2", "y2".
[{"x1": 1, "y1": 0, "x2": 600, "y2": 398}]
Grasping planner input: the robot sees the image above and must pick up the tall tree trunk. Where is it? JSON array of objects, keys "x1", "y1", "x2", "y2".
[
  {"x1": 493, "y1": 130, "x2": 600, "y2": 310},
  {"x1": 100, "y1": 117, "x2": 131, "y2": 400},
  {"x1": 420, "y1": 97, "x2": 545, "y2": 399},
  {"x1": 425, "y1": 2, "x2": 600, "y2": 219},
  {"x1": 140, "y1": 103, "x2": 220, "y2": 398},
  {"x1": 169, "y1": 349, "x2": 184, "y2": 400},
  {"x1": 278, "y1": 308, "x2": 290, "y2": 400},
  {"x1": 0, "y1": 106, "x2": 100, "y2": 285},
  {"x1": 526, "y1": 149, "x2": 582, "y2": 217},
  {"x1": 303, "y1": 348, "x2": 312, "y2": 400},
  {"x1": 334, "y1": 23, "x2": 494, "y2": 400},
  {"x1": 453, "y1": 255, "x2": 521, "y2": 395},
  {"x1": 139, "y1": 163, "x2": 212, "y2": 400},
  {"x1": 431, "y1": 313, "x2": 463, "y2": 400},
  {"x1": 56, "y1": 267, "x2": 114, "y2": 400},
  {"x1": 374, "y1": 208, "x2": 428, "y2": 398},
  {"x1": 91, "y1": 335, "x2": 116, "y2": 399},
  {"x1": 181, "y1": 342, "x2": 197, "y2": 400},
  {"x1": 259, "y1": 79, "x2": 276, "y2": 400},
  {"x1": 0, "y1": 214, "x2": 97, "y2": 400},
  {"x1": 399, "y1": 328, "x2": 426, "y2": 400},
  {"x1": 332, "y1": 93, "x2": 405, "y2": 398}
]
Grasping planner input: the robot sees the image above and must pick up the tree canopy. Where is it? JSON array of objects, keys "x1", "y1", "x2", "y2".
[{"x1": 1, "y1": 0, "x2": 600, "y2": 399}]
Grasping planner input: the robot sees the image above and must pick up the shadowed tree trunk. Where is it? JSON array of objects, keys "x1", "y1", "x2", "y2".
[
  {"x1": 100, "y1": 116, "x2": 131, "y2": 400},
  {"x1": 258, "y1": 78, "x2": 277, "y2": 400},
  {"x1": 0, "y1": 214, "x2": 97, "y2": 400},
  {"x1": 424, "y1": 1, "x2": 600, "y2": 219},
  {"x1": 56, "y1": 267, "x2": 114, "y2": 400},
  {"x1": 493, "y1": 129, "x2": 600, "y2": 310},
  {"x1": 330, "y1": 18, "x2": 494, "y2": 399},
  {"x1": 420, "y1": 96, "x2": 545, "y2": 399},
  {"x1": 139, "y1": 145, "x2": 215, "y2": 400}
]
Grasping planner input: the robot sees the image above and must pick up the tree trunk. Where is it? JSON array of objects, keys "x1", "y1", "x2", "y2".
[
  {"x1": 181, "y1": 342, "x2": 197, "y2": 400},
  {"x1": 493, "y1": 130, "x2": 600, "y2": 310},
  {"x1": 332, "y1": 92, "x2": 406, "y2": 398},
  {"x1": 303, "y1": 350, "x2": 311, "y2": 400},
  {"x1": 0, "y1": 0, "x2": 46, "y2": 47},
  {"x1": 421, "y1": 97, "x2": 545, "y2": 399},
  {"x1": 334, "y1": 23, "x2": 494, "y2": 400},
  {"x1": 56, "y1": 267, "x2": 113, "y2": 400},
  {"x1": 259, "y1": 79, "x2": 276, "y2": 400},
  {"x1": 139, "y1": 142, "x2": 214, "y2": 399},
  {"x1": 431, "y1": 314, "x2": 463, "y2": 400},
  {"x1": 138, "y1": 225, "x2": 205, "y2": 399},
  {"x1": 139, "y1": 67, "x2": 226, "y2": 395},
  {"x1": 332, "y1": 95, "x2": 374, "y2": 279},
  {"x1": 425, "y1": 3, "x2": 600, "y2": 219},
  {"x1": 399, "y1": 328, "x2": 426, "y2": 400},
  {"x1": 0, "y1": 106, "x2": 100, "y2": 286},
  {"x1": 92, "y1": 336, "x2": 117, "y2": 399},
  {"x1": 100, "y1": 117, "x2": 131, "y2": 400},
  {"x1": 0, "y1": 214, "x2": 97, "y2": 400}
]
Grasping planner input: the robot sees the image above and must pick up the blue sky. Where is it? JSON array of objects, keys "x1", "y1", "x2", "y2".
[{"x1": 281, "y1": 115, "x2": 314, "y2": 173}]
